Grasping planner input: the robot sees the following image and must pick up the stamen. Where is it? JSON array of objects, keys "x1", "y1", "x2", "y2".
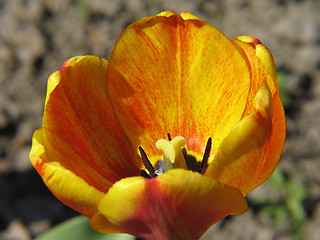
[
  {"x1": 139, "y1": 146, "x2": 155, "y2": 175},
  {"x1": 201, "y1": 137, "x2": 212, "y2": 174},
  {"x1": 167, "y1": 133, "x2": 172, "y2": 141},
  {"x1": 182, "y1": 147, "x2": 200, "y2": 172},
  {"x1": 182, "y1": 147, "x2": 188, "y2": 161}
]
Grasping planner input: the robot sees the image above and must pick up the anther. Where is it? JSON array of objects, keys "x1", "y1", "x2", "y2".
[
  {"x1": 139, "y1": 146, "x2": 155, "y2": 175},
  {"x1": 201, "y1": 137, "x2": 212, "y2": 174},
  {"x1": 167, "y1": 133, "x2": 172, "y2": 141},
  {"x1": 182, "y1": 147, "x2": 187, "y2": 160}
]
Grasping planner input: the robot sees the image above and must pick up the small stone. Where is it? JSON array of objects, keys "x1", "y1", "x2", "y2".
[
  {"x1": 124, "y1": 0, "x2": 145, "y2": 14},
  {"x1": 90, "y1": 0, "x2": 122, "y2": 18},
  {"x1": 0, "y1": 219, "x2": 31, "y2": 240},
  {"x1": 13, "y1": 146, "x2": 33, "y2": 172}
]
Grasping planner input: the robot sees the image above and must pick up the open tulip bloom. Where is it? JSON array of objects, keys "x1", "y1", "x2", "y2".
[{"x1": 30, "y1": 11, "x2": 286, "y2": 240}]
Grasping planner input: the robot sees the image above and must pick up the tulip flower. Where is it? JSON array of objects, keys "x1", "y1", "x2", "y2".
[{"x1": 30, "y1": 11, "x2": 286, "y2": 240}]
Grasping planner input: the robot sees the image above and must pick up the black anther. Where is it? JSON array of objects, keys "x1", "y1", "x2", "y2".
[
  {"x1": 201, "y1": 137, "x2": 212, "y2": 174},
  {"x1": 139, "y1": 146, "x2": 155, "y2": 175}
]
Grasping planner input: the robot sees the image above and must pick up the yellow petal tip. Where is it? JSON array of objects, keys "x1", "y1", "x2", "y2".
[
  {"x1": 180, "y1": 12, "x2": 201, "y2": 20},
  {"x1": 157, "y1": 11, "x2": 176, "y2": 17}
]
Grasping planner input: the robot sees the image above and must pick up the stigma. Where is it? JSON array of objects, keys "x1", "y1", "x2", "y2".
[
  {"x1": 139, "y1": 134, "x2": 212, "y2": 178},
  {"x1": 156, "y1": 136, "x2": 188, "y2": 171}
]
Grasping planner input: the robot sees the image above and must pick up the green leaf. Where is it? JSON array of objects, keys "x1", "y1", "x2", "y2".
[{"x1": 35, "y1": 215, "x2": 136, "y2": 240}]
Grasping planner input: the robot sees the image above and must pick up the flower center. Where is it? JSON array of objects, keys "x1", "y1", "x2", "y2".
[{"x1": 139, "y1": 134, "x2": 212, "y2": 178}]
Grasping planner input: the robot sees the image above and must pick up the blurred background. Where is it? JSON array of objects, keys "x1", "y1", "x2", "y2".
[{"x1": 0, "y1": 0, "x2": 319, "y2": 239}]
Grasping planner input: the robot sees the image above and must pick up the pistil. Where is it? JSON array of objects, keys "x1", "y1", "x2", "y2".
[{"x1": 156, "y1": 136, "x2": 188, "y2": 171}]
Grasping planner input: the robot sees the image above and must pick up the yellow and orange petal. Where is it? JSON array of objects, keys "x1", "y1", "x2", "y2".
[
  {"x1": 30, "y1": 56, "x2": 142, "y2": 216},
  {"x1": 90, "y1": 169, "x2": 247, "y2": 240},
  {"x1": 30, "y1": 132, "x2": 105, "y2": 217},
  {"x1": 30, "y1": 129, "x2": 105, "y2": 217},
  {"x1": 206, "y1": 81, "x2": 285, "y2": 196},
  {"x1": 232, "y1": 37, "x2": 286, "y2": 181},
  {"x1": 235, "y1": 36, "x2": 278, "y2": 89},
  {"x1": 106, "y1": 11, "x2": 251, "y2": 159},
  {"x1": 204, "y1": 36, "x2": 286, "y2": 195}
]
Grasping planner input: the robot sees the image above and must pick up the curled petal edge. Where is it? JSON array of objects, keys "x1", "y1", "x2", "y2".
[
  {"x1": 233, "y1": 36, "x2": 278, "y2": 91},
  {"x1": 206, "y1": 82, "x2": 275, "y2": 196},
  {"x1": 30, "y1": 130, "x2": 105, "y2": 217}
]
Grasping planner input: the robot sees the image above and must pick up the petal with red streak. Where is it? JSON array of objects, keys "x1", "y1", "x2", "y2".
[
  {"x1": 235, "y1": 36, "x2": 278, "y2": 89},
  {"x1": 231, "y1": 36, "x2": 280, "y2": 117},
  {"x1": 232, "y1": 38, "x2": 286, "y2": 168},
  {"x1": 30, "y1": 56, "x2": 142, "y2": 215},
  {"x1": 206, "y1": 82, "x2": 281, "y2": 196},
  {"x1": 91, "y1": 169, "x2": 247, "y2": 240},
  {"x1": 107, "y1": 12, "x2": 251, "y2": 158},
  {"x1": 30, "y1": 129, "x2": 105, "y2": 217},
  {"x1": 228, "y1": 37, "x2": 286, "y2": 194}
]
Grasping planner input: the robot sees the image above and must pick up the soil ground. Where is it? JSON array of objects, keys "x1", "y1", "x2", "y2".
[{"x1": 0, "y1": 0, "x2": 320, "y2": 239}]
